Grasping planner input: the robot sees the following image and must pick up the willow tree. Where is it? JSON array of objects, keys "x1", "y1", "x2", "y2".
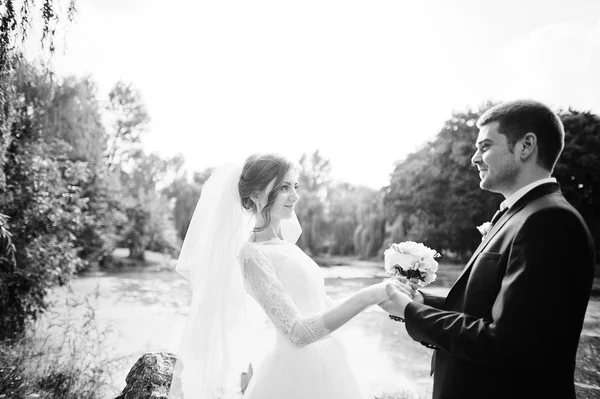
[
  {"x1": 1, "y1": 0, "x2": 77, "y2": 183},
  {"x1": 1, "y1": 0, "x2": 77, "y2": 338}
]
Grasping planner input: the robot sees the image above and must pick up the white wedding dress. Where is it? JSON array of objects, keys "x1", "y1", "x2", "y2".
[{"x1": 238, "y1": 240, "x2": 370, "y2": 399}]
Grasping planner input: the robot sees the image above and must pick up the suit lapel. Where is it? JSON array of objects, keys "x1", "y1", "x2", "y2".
[{"x1": 447, "y1": 183, "x2": 561, "y2": 299}]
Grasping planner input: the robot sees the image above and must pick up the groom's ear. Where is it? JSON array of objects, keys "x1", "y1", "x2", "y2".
[{"x1": 518, "y1": 132, "x2": 537, "y2": 161}]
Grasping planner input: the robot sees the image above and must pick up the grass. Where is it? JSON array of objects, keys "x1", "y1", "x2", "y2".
[{"x1": 0, "y1": 285, "x2": 127, "y2": 399}]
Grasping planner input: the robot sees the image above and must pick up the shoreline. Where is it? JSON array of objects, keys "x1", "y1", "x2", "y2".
[{"x1": 314, "y1": 255, "x2": 600, "y2": 296}]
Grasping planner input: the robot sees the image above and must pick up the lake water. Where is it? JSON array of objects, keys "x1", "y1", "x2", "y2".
[{"x1": 43, "y1": 260, "x2": 600, "y2": 399}]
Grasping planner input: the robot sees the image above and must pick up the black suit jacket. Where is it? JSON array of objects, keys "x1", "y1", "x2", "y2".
[{"x1": 405, "y1": 183, "x2": 595, "y2": 399}]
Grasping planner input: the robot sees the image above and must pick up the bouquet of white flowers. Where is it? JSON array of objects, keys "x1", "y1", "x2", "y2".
[{"x1": 384, "y1": 241, "x2": 441, "y2": 287}]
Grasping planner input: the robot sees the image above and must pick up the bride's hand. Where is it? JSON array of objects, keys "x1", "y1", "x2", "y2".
[
  {"x1": 363, "y1": 279, "x2": 414, "y2": 305},
  {"x1": 361, "y1": 281, "x2": 391, "y2": 305}
]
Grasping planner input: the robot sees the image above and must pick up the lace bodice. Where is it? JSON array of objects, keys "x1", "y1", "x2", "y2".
[{"x1": 238, "y1": 241, "x2": 331, "y2": 348}]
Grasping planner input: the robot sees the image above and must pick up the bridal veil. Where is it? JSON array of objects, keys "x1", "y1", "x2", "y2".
[{"x1": 168, "y1": 160, "x2": 301, "y2": 398}]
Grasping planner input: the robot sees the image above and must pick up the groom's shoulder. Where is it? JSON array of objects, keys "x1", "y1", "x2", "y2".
[
  {"x1": 520, "y1": 191, "x2": 589, "y2": 232},
  {"x1": 528, "y1": 190, "x2": 578, "y2": 214}
]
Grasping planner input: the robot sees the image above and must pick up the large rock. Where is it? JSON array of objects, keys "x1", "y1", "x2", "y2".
[
  {"x1": 115, "y1": 352, "x2": 253, "y2": 399},
  {"x1": 115, "y1": 352, "x2": 182, "y2": 399}
]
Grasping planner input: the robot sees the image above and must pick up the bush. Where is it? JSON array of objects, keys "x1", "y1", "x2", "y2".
[
  {"x1": 0, "y1": 285, "x2": 124, "y2": 399},
  {"x1": 0, "y1": 63, "x2": 97, "y2": 337}
]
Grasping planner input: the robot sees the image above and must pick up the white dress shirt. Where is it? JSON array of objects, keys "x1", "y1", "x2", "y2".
[{"x1": 500, "y1": 177, "x2": 557, "y2": 211}]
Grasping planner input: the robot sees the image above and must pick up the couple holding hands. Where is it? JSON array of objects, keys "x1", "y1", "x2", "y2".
[{"x1": 169, "y1": 99, "x2": 595, "y2": 399}]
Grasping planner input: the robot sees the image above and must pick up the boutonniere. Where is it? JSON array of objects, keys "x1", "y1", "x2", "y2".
[{"x1": 476, "y1": 222, "x2": 493, "y2": 240}]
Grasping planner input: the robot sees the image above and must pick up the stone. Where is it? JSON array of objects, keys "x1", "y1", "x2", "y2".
[
  {"x1": 114, "y1": 352, "x2": 182, "y2": 399},
  {"x1": 115, "y1": 352, "x2": 253, "y2": 399}
]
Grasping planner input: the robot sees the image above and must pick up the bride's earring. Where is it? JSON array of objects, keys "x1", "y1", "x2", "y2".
[{"x1": 251, "y1": 194, "x2": 261, "y2": 212}]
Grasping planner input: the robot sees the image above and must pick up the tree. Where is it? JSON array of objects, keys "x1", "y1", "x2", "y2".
[
  {"x1": 354, "y1": 189, "x2": 386, "y2": 260},
  {"x1": 327, "y1": 183, "x2": 378, "y2": 255},
  {"x1": 1, "y1": 0, "x2": 77, "y2": 185},
  {"x1": 41, "y1": 75, "x2": 126, "y2": 270},
  {"x1": 0, "y1": 0, "x2": 77, "y2": 72},
  {"x1": 75, "y1": 168, "x2": 127, "y2": 269},
  {"x1": 47, "y1": 76, "x2": 107, "y2": 165},
  {"x1": 104, "y1": 81, "x2": 150, "y2": 172},
  {"x1": 163, "y1": 167, "x2": 212, "y2": 241},
  {"x1": 384, "y1": 104, "x2": 600, "y2": 262},
  {"x1": 555, "y1": 109, "x2": 600, "y2": 253},
  {"x1": 384, "y1": 104, "x2": 503, "y2": 261},
  {"x1": 298, "y1": 150, "x2": 332, "y2": 193},
  {"x1": 0, "y1": 62, "x2": 89, "y2": 337},
  {"x1": 296, "y1": 150, "x2": 332, "y2": 255},
  {"x1": 119, "y1": 149, "x2": 181, "y2": 259}
]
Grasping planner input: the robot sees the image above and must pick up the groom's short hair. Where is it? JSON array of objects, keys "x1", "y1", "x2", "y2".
[{"x1": 476, "y1": 100, "x2": 565, "y2": 172}]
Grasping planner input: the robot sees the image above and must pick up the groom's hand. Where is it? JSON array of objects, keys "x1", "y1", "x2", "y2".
[
  {"x1": 379, "y1": 280, "x2": 413, "y2": 318},
  {"x1": 392, "y1": 275, "x2": 421, "y2": 293},
  {"x1": 391, "y1": 276, "x2": 425, "y2": 304}
]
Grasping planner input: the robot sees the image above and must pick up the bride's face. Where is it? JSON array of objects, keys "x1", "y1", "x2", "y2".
[{"x1": 259, "y1": 168, "x2": 300, "y2": 223}]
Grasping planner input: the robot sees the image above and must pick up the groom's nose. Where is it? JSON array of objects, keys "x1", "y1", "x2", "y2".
[{"x1": 471, "y1": 149, "x2": 482, "y2": 166}]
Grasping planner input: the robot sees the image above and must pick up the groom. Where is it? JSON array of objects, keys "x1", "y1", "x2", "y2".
[{"x1": 382, "y1": 100, "x2": 595, "y2": 399}]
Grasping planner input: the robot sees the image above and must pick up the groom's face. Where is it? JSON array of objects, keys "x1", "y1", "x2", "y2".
[{"x1": 472, "y1": 121, "x2": 520, "y2": 196}]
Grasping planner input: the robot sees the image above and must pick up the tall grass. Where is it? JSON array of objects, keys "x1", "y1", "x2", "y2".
[{"x1": 0, "y1": 285, "x2": 126, "y2": 398}]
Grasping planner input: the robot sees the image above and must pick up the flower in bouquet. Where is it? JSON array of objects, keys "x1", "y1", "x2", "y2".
[{"x1": 384, "y1": 241, "x2": 441, "y2": 287}]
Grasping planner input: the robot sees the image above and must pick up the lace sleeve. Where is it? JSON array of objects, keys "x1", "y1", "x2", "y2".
[{"x1": 238, "y1": 244, "x2": 330, "y2": 348}]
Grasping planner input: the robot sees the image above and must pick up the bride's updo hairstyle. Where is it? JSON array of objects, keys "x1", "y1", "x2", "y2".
[{"x1": 239, "y1": 153, "x2": 294, "y2": 232}]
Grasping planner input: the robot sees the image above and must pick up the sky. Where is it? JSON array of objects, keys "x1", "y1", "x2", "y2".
[{"x1": 22, "y1": 0, "x2": 600, "y2": 188}]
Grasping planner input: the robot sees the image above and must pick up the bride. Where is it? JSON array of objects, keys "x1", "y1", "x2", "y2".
[{"x1": 169, "y1": 153, "x2": 411, "y2": 399}]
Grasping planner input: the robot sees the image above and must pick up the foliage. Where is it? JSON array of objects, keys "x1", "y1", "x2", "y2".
[
  {"x1": 384, "y1": 104, "x2": 503, "y2": 261},
  {"x1": 75, "y1": 169, "x2": 127, "y2": 269},
  {"x1": 298, "y1": 150, "x2": 332, "y2": 192},
  {"x1": 296, "y1": 150, "x2": 331, "y2": 254},
  {"x1": 0, "y1": 286, "x2": 123, "y2": 399},
  {"x1": 328, "y1": 183, "x2": 379, "y2": 256},
  {"x1": 0, "y1": 0, "x2": 77, "y2": 73},
  {"x1": 384, "y1": 104, "x2": 600, "y2": 261},
  {"x1": 554, "y1": 109, "x2": 600, "y2": 252},
  {"x1": 44, "y1": 75, "x2": 125, "y2": 270},
  {"x1": 102, "y1": 83, "x2": 181, "y2": 261},
  {"x1": 296, "y1": 189, "x2": 327, "y2": 255},
  {"x1": 1, "y1": 2, "x2": 82, "y2": 337},
  {"x1": 354, "y1": 190, "x2": 386, "y2": 260},
  {"x1": 0, "y1": 2, "x2": 184, "y2": 344},
  {"x1": 0, "y1": 213, "x2": 16, "y2": 266},
  {"x1": 48, "y1": 75, "x2": 107, "y2": 164},
  {"x1": 118, "y1": 149, "x2": 182, "y2": 259},
  {"x1": 0, "y1": 63, "x2": 91, "y2": 337},
  {"x1": 0, "y1": 1, "x2": 74, "y2": 183},
  {"x1": 105, "y1": 81, "x2": 150, "y2": 171},
  {"x1": 0, "y1": 57, "x2": 16, "y2": 190},
  {"x1": 0, "y1": 58, "x2": 181, "y2": 336},
  {"x1": 145, "y1": 195, "x2": 180, "y2": 256},
  {"x1": 294, "y1": 150, "x2": 387, "y2": 258},
  {"x1": 163, "y1": 168, "x2": 212, "y2": 241}
]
